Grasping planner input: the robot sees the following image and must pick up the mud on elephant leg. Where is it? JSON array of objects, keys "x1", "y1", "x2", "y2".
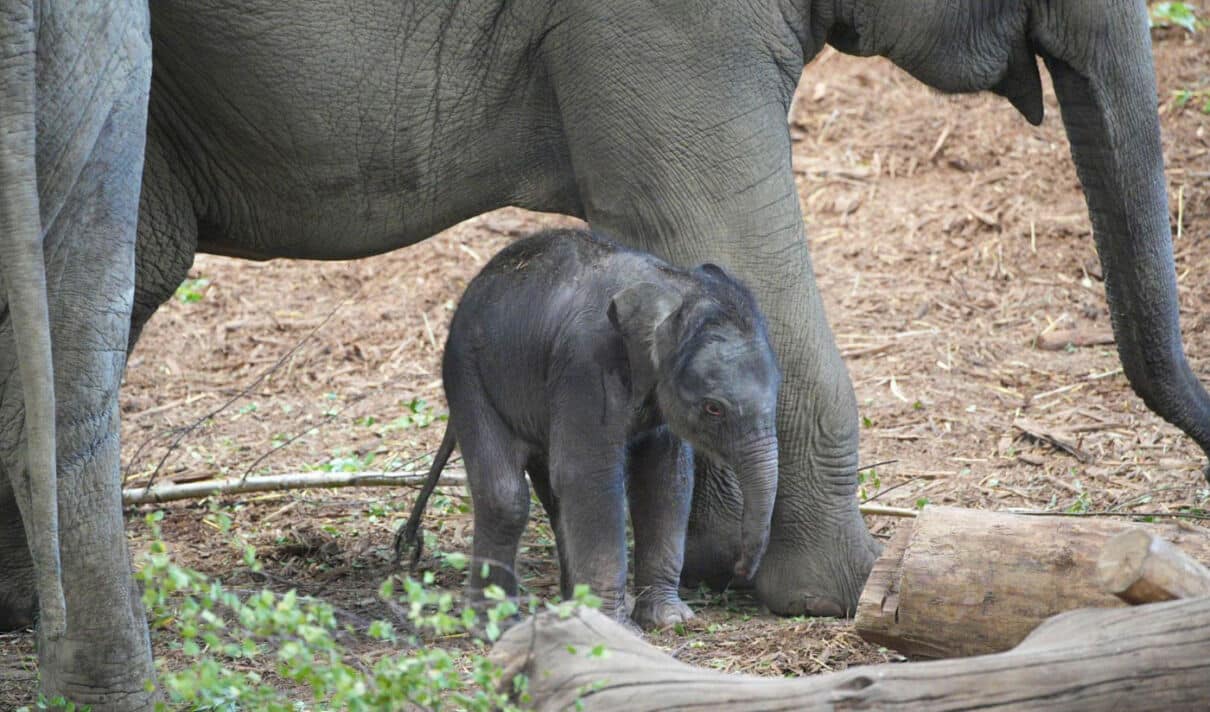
[{"x1": 0, "y1": 478, "x2": 37, "y2": 631}]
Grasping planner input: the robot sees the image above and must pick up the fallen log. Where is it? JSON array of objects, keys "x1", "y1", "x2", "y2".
[
  {"x1": 492, "y1": 598, "x2": 1210, "y2": 711},
  {"x1": 855, "y1": 505, "x2": 1210, "y2": 658},
  {"x1": 1097, "y1": 528, "x2": 1210, "y2": 604}
]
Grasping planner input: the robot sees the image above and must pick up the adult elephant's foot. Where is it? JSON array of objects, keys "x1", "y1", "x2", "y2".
[
  {"x1": 753, "y1": 506, "x2": 881, "y2": 617},
  {"x1": 683, "y1": 397, "x2": 880, "y2": 618},
  {"x1": 37, "y1": 557, "x2": 156, "y2": 710},
  {"x1": 631, "y1": 592, "x2": 694, "y2": 629},
  {"x1": 682, "y1": 486, "x2": 878, "y2": 617}
]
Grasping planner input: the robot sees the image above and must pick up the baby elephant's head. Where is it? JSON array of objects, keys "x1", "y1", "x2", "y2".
[{"x1": 608, "y1": 264, "x2": 781, "y2": 579}]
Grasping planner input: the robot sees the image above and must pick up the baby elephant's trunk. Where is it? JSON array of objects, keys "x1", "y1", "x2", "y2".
[{"x1": 733, "y1": 434, "x2": 779, "y2": 580}]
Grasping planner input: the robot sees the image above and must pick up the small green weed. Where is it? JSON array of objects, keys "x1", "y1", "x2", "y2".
[
  {"x1": 858, "y1": 468, "x2": 881, "y2": 502},
  {"x1": 174, "y1": 277, "x2": 211, "y2": 304},
  {"x1": 1150, "y1": 2, "x2": 1202, "y2": 31},
  {"x1": 382, "y1": 398, "x2": 446, "y2": 432},
  {"x1": 1173, "y1": 88, "x2": 1210, "y2": 114},
  {"x1": 16, "y1": 695, "x2": 90, "y2": 712},
  {"x1": 307, "y1": 449, "x2": 376, "y2": 473}
]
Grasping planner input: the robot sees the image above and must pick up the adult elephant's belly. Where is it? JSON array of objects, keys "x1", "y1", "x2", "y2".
[{"x1": 146, "y1": 0, "x2": 555, "y2": 261}]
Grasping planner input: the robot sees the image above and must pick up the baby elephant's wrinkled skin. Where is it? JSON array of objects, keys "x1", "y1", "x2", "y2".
[{"x1": 399, "y1": 229, "x2": 780, "y2": 628}]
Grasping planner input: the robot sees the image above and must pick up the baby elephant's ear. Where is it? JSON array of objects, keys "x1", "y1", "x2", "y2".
[{"x1": 608, "y1": 282, "x2": 682, "y2": 379}]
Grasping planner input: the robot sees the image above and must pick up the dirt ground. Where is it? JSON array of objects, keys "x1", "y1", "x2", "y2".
[{"x1": 2, "y1": 27, "x2": 1208, "y2": 707}]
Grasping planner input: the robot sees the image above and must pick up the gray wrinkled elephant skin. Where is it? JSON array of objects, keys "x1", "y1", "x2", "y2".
[{"x1": 4, "y1": 0, "x2": 1209, "y2": 707}]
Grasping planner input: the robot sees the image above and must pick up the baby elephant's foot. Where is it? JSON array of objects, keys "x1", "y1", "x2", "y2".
[
  {"x1": 595, "y1": 595, "x2": 644, "y2": 634},
  {"x1": 631, "y1": 594, "x2": 694, "y2": 629}
]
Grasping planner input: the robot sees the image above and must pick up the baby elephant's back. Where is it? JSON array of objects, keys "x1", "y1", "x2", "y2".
[{"x1": 444, "y1": 229, "x2": 621, "y2": 383}]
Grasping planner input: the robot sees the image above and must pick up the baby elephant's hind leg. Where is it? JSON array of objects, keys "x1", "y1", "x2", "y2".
[
  {"x1": 628, "y1": 429, "x2": 694, "y2": 628},
  {"x1": 458, "y1": 411, "x2": 530, "y2": 603},
  {"x1": 527, "y1": 456, "x2": 575, "y2": 601}
]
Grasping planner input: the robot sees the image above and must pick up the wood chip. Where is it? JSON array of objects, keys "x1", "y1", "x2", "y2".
[{"x1": 1035, "y1": 329, "x2": 1115, "y2": 351}]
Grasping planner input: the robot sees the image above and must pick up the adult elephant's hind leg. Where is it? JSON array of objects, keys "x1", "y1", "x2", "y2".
[
  {"x1": 129, "y1": 130, "x2": 201, "y2": 352},
  {"x1": 0, "y1": 5, "x2": 156, "y2": 706},
  {"x1": 37, "y1": 97, "x2": 155, "y2": 712}
]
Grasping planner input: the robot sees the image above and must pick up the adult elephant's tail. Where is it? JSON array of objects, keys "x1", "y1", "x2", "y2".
[{"x1": 0, "y1": 7, "x2": 66, "y2": 639}]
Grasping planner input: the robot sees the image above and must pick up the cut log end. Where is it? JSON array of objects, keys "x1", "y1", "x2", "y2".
[{"x1": 1096, "y1": 528, "x2": 1210, "y2": 605}]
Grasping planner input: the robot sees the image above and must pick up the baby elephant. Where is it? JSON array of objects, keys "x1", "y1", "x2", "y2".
[{"x1": 396, "y1": 229, "x2": 780, "y2": 628}]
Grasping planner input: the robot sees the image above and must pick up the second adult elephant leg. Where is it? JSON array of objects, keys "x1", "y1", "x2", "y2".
[
  {"x1": 668, "y1": 219, "x2": 878, "y2": 617},
  {"x1": 0, "y1": 477, "x2": 36, "y2": 631}
]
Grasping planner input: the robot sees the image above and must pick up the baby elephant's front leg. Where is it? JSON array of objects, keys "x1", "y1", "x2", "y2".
[
  {"x1": 551, "y1": 448, "x2": 631, "y2": 623},
  {"x1": 628, "y1": 429, "x2": 694, "y2": 628}
]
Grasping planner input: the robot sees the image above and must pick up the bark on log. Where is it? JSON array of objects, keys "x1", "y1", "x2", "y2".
[
  {"x1": 1097, "y1": 528, "x2": 1210, "y2": 604},
  {"x1": 492, "y1": 598, "x2": 1210, "y2": 711},
  {"x1": 855, "y1": 506, "x2": 1210, "y2": 658}
]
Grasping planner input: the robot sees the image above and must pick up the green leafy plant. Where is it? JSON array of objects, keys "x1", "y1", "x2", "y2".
[
  {"x1": 135, "y1": 511, "x2": 604, "y2": 710},
  {"x1": 1173, "y1": 88, "x2": 1210, "y2": 114},
  {"x1": 382, "y1": 398, "x2": 446, "y2": 432},
  {"x1": 857, "y1": 468, "x2": 881, "y2": 502},
  {"x1": 174, "y1": 276, "x2": 211, "y2": 304},
  {"x1": 306, "y1": 449, "x2": 377, "y2": 473},
  {"x1": 1150, "y1": 2, "x2": 1202, "y2": 31},
  {"x1": 16, "y1": 695, "x2": 90, "y2": 712},
  {"x1": 1065, "y1": 479, "x2": 1092, "y2": 514}
]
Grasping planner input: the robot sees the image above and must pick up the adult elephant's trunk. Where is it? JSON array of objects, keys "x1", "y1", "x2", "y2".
[
  {"x1": 0, "y1": 6, "x2": 66, "y2": 638},
  {"x1": 732, "y1": 434, "x2": 779, "y2": 580},
  {"x1": 1041, "y1": 17, "x2": 1210, "y2": 470}
]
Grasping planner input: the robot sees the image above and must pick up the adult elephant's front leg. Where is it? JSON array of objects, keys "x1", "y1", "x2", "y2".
[
  {"x1": 0, "y1": 3, "x2": 156, "y2": 707},
  {"x1": 548, "y1": 19, "x2": 878, "y2": 615},
  {"x1": 679, "y1": 222, "x2": 878, "y2": 617}
]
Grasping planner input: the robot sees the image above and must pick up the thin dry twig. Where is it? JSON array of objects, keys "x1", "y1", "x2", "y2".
[
  {"x1": 122, "y1": 469, "x2": 467, "y2": 506},
  {"x1": 126, "y1": 298, "x2": 352, "y2": 489}
]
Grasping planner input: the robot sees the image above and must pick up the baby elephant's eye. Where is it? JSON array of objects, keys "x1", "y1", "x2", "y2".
[{"x1": 703, "y1": 401, "x2": 725, "y2": 418}]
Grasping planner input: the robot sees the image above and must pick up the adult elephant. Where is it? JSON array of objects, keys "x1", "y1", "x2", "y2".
[{"x1": 3, "y1": 0, "x2": 1207, "y2": 707}]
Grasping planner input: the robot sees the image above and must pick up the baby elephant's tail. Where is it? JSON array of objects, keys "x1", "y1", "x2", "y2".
[{"x1": 393, "y1": 425, "x2": 457, "y2": 570}]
